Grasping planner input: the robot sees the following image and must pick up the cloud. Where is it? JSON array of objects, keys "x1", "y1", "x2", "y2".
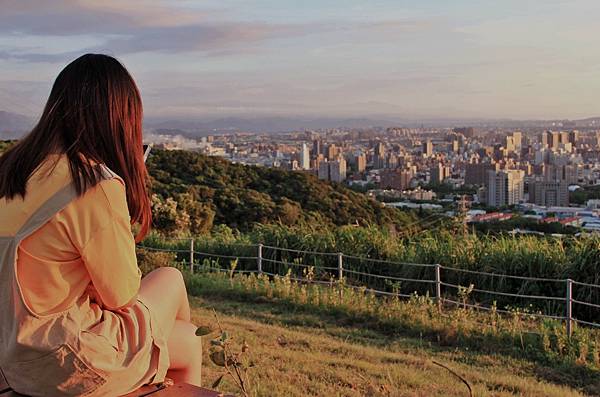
[
  {"x1": 0, "y1": 0, "x2": 294, "y2": 61},
  {"x1": 0, "y1": 23, "x2": 300, "y2": 62},
  {"x1": 0, "y1": 0, "x2": 436, "y2": 62},
  {"x1": 0, "y1": 0, "x2": 213, "y2": 35}
]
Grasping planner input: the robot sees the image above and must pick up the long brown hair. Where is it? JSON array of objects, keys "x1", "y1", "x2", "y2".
[{"x1": 0, "y1": 53, "x2": 151, "y2": 242}]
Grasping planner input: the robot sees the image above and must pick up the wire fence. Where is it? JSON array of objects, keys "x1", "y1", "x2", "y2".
[{"x1": 136, "y1": 240, "x2": 600, "y2": 336}]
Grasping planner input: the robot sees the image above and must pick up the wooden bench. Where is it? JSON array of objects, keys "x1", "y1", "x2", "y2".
[{"x1": 0, "y1": 370, "x2": 232, "y2": 397}]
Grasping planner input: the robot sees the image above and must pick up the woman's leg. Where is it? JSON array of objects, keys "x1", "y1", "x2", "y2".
[
  {"x1": 138, "y1": 268, "x2": 201, "y2": 386},
  {"x1": 138, "y1": 267, "x2": 191, "y2": 329},
  {"x1": 165, "y1": 320, "x2": 202, "y2": 386}
]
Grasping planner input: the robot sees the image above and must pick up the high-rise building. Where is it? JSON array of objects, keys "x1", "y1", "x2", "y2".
[
  {"x1": 422, "y1": 139, "x2": 433, "y2": 157},
  {"x1": 465, "y1": 162, "x2": 499, "y2": 186},
  {"x1": 374, "y1": 141, "x2": 385, "y2": 157},
  {"x1": 312, "y1": 153, "x2": 325, "y2": 172},
  {"x1": 372, "y1": 141, "x2": 386, "y2": 169},
  {"x1": 318, "y1": 161, "x2": 329, "y2": 180},
  {"x1": 329, "y1": 158, "x2": 347, "y2": 183},
  {"x1": 430, "y1": 163, "x2": 450, "y2": 184},
  {"x1": 300, "y1": 143, "x2": 310, "y2": 170},
  {"x1": 380, "y1": 169, "x2": 413, "y2": 190},
  {"x1": 386, "y1": 152, "x2": 398, "y2": 169},
  {"x1": 545, "y1": 131, "x2": 560, "y2": 150},
  {"x1": 544, "y1": 164, "x2": 578, "y2": 184},
  {"x1": 355, "y1": 153, "x2": 366, "y2": 173},
  {"x1": 312, "y1": 139, "x2": 321, "y2": 157},
  {"x1": 529, "y1": 180, "x2": 569, "y2": 207},
  {"x1": 568, "y1": 130, "x2": 579, "y2": 146},
  {"x1": 326, "y1": 144, "x2": 337, "y2": 161},
  {"x1": 513, "y1": 131, "x2": 523, "y2": 151},
  {"x1": 372, "y1": 154, "x2": 385, "y2": 169},
  {"x1": 541, "y1": 132, "x2": 549, "y2": 147},
  {"x1": 505, "y1": 136, "x2": 515, "y2": 152},
  {"x1": 486, "y1": 170, "x2": 524, "y2": 207},
  {"x1": 451, "y1": 140, "x2": 459, "y2": 153},
  {"x1": 318, "y1": 158, "x2": 347, "y2": 182}
]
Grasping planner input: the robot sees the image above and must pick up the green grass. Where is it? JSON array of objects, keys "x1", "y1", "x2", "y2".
[
  {"x1": 188, "y1": 272, "x2": 600, "y2": 397},
  {"x1": 141, "y1": 225, "x2": 600, "y2": 323}
]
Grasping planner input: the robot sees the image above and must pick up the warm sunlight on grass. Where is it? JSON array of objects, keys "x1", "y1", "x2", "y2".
[{"x1": 192, "y1": 294, "x2": 590, "y2": 397}]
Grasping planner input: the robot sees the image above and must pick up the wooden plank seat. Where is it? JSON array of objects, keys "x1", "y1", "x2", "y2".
[{"x1": 0, "y1": 370, "x2": 232, "y2": 397}]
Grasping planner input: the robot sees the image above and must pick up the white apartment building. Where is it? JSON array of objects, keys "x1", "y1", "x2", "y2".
[{"x1": 487, "y1": 170, "x2": 525, "y2": 207}]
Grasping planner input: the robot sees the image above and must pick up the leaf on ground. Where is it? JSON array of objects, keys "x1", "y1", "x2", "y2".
[
  {"x1": 196, "y1": 326, "x2": 213, "y2": 336},
  {"x1": 212, "y1": 374, "x2": 225, "y2": 388}
]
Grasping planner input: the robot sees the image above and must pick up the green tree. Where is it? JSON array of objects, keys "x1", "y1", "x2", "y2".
[{"x1": 151, "y1": 194, "x2": 190, "y2": 236}]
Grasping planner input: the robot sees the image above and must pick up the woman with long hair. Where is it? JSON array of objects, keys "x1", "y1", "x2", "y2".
[{"x1": 0, "y1": 54, "x2": 201, "y2": 396}]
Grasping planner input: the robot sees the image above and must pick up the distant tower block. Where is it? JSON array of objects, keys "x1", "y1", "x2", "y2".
[
  {"x1": 422, "y1": 139, "x2": 433, "y2": 157},
  {"x1": 300, "y1": 143, "x2": 310, "y2": 170}
]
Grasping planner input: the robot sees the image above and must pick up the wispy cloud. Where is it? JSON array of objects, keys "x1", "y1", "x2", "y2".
[
  {"x1": 0, "y1": 0, "x2": 435, "y2": 62},
  {"x1": 0, "y1": 0, "x2": 299, "y2": 60}
]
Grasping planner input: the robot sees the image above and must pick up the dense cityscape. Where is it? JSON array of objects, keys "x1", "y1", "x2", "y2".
[{"x1": 146, "y1": 119, "x2": 600, "y2": 233}]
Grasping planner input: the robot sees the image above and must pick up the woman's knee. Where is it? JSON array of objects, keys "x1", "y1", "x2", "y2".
[
  {"x1": 148, "y1": 267, "x2": 186, "y2": 290},
  {"x1": 142, "y1": 266, "x2": 190, "y2": 320},
  {"x1": 149, "y1": 266, "x2": 184, "y2": 281}
]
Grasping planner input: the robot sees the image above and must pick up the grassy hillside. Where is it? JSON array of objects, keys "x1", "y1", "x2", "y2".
[{"x1": 191, "y1": 288, "x2": 595, "y2": 396}]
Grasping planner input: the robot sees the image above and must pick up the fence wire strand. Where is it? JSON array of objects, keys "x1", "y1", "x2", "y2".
[
  {"x1": 440, "y1": 281, "x2": 565, "y2": 301},
  {"x1": 262, "y1": 244, "x2": 339, "y2": 256},
  {"x1": 441, "y1": 266, "x2": 564, "y2": 282},
  {"x1": 343, "y1": 268, "x2": 435, "y2": 284}
]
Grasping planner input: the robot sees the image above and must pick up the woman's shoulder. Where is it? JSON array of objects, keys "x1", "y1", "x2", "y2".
[
  {"x1": 31, "y1": 153, "x2": 129, "y2": 220},
  {"x1": 81, "y1": 177, "x2": 130, "y2": 222}
]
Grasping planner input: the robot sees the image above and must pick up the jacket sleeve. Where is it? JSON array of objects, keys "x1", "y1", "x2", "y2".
[{"x1": 78, "y1": 178, "x2": 141, "y2": 310}]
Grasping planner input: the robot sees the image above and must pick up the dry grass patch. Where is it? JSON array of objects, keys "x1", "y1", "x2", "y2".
[{"x1": 191, "y1": 296, "x2": 589, "y2": 397}]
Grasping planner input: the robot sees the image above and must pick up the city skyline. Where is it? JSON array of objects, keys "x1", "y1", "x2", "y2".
[{"x1": 1, "y1": 0, "x2": 600, "y2": 121}]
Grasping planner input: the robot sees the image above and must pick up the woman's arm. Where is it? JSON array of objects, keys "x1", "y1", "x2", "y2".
[{"x1": 78, "y1": 178, "x2": 142, "y2": 311}]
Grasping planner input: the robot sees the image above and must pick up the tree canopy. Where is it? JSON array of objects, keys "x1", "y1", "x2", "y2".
[{"x1": 147, "y1": 149, "x2": 415, "y2": 235}]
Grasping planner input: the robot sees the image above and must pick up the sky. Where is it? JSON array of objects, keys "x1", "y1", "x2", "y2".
[{"x1": 0, "y1": 0, "x2": 599, "y2": 121}]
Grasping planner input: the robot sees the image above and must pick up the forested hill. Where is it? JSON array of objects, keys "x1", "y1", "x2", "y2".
[{"x1": 147, "y1": 149, "x2": 413, "y2": 233}]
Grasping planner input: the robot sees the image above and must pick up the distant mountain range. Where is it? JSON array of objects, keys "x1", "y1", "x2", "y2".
[
  {"x1": 144, "y1": 116, "x2": 397, "y2": 134},
  {"x1": 144, "y1": 115, "x2": 600, "y2": 134},
  {"x1": 2, "y1": 109, "x2": 600, "y2": 138},
  {"x1": 0, "y1": 110, "x2": 32, "y2": 138}
]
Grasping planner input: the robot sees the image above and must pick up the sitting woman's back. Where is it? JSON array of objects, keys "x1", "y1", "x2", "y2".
[
  {"x1": 0, "y1": 54, "x2": 201, "y2": 397},
  {"x1": 0, "y1": 154, "x2": 168, "y2": 396},
  {"x1": 15, "y1": 154, "x2": 140, "y2": 316}
]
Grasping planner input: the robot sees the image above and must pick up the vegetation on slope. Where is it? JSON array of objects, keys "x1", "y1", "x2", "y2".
[
  {"x1": 147, "y1": 148, "x2": 416, "y2": 233},
  {"x1": 187, "y1": 273, "x2": 599, "y2": 396},
  {"x1": 141, "y1": 224, "x2": 600, "y2": 321}
]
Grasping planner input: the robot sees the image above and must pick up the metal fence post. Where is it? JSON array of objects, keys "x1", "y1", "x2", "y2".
[
  {"x1": 338, "y1": 253, "x2": 343, "y2": 281},
  {"x1": 257, "y1": 243, "x2": 263, "y2": 274},
  {"x1": 189, "y1": 238, "x2": 195, "y2": 274},
  {"x1": 435, "y1": 264, "x2": 442, "y2": 311},
  {"x1": 566, "y1": 278, "x2": 573, "y2": 338}
]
